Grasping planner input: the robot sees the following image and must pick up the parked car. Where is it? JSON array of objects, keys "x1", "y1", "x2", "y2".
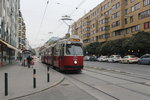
[
  {"x1": 89, "y1": 55, "x2": 97, "y2": 61},
  {"x1": 107, "y1": 55, "x2": 122, "y2": 63},
  {"x1": 83, "y1": 56, "x2": 90, "y2": 61},
  {"x1": 138, "y1": 54, "x2": 150, "y2": 65},
  {"x1": 121, "y1": 55, "x2": 139, "y2": 64},
  {"x1": 97, "y1": 56, "x2": 108, "y2": 62}
]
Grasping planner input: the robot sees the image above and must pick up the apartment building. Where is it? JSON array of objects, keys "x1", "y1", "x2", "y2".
[
  {"x1": 71, "y1": 0, "x2": 150, "y2": 45},
  {"x1": 18, "y1": 11, "x2": 26, "y2": 51},
  {"x1": 0, "y1": 0, "x2": 20, "y2": 66},
  {"x1": 17, "y1": 11, "x2": 27, "y2": 59}
]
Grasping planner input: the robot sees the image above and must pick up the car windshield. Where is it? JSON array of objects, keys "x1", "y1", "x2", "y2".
[
  {"x1": 66, "y1": 43, "x2": 83, "y2": 55},
  {"x1": 130, "y1": 55, "x2": 136, "y2": 58},
  {"x1": 116, "y1": 55, "x2": 121, "y2": 58}
]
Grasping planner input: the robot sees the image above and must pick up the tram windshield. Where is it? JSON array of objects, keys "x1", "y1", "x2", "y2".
[{"x1": 66, "y1": 43, "x2": 83, "y2": 55}]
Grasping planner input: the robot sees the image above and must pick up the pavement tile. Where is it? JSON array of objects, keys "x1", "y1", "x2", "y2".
[{"x1": 0, "y1": 60, "x2": 64, "y2": 100}]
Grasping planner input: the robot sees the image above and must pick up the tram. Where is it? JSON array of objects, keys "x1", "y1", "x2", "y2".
[{"x1": 41, "y1": 35, "x2": 84, "y2": 72}]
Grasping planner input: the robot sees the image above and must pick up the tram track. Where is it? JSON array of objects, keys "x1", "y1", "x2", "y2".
[
  {"x1": 85, "y1": 66, "x2": 150, "y2": 80},
  {"x1": 85, "y1": 68, "x2": 150, "y2": 86},
  {"x1": 65, "y1": 75, "x2": 120, "y2": 100},
  {"x1": 64, "y1": 67, "x2": 150, "y2": 100},
  {"x1": 82, "y1": 68, "x2": 150, "y2": 97}
]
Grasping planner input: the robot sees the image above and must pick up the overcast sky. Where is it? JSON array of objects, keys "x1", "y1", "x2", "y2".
[{"x1": 20, "y1": 0, "x2": 103, "y2": 48}]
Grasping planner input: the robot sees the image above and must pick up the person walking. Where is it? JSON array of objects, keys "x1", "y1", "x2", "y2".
[{"x1": 27, "y1": 56, "x2": 33, "y2": 68}]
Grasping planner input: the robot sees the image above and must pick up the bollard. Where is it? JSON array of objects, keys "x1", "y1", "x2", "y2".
[
  {"x1": 47, "y1": 66, "x2": 50, "y2": 82},
  {"x1": 33, "y1": 69, "x2": 36, "y2": 88},
  {"x1": 4, "y1": 73, "x2": 8, "y2": 96}
]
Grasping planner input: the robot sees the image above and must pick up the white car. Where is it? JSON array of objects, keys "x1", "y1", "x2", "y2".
[
  {"x1": 83, "y1": 56, "x2": 90, "y2": 61},
  {"x1": 97, "y1": 56, "x2": 108, "y2": 62},
  {"x1": 121, "y1": 55, "x2": 139, "y2": 63},
  {"x1": 107, "y1": 55, "x2": 122, "y2": 63}
]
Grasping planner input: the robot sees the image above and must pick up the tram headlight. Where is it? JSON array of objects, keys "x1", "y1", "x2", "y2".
[{"x1": 74, "y1": 60, "x2": 77, "y2": 64}]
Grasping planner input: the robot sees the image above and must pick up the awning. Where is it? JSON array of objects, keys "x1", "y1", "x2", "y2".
[{"x1": 0, "y1": 40, "x2": 19, "y2": 51}]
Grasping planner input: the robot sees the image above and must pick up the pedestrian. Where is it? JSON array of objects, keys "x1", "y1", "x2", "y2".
[
  {"x1": 27, "y1": 56, "x2": 33, "y2": 68},
  {"x1": 20, "y1": 56, "x2": 22, "y2": 62}
]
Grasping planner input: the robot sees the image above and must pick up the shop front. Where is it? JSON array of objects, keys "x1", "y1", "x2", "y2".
[{"x1": 0, "y1": 40, "x2": 17, "y2": 66}]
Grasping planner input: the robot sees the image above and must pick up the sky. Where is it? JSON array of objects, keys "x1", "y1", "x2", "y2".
[{"x1": 20, "y1": 0, "x2": 103, "y2": 48}]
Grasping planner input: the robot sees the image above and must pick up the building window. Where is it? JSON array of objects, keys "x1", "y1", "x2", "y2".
[
  {"x1": 144, "y1": 21, "x2": 150, "y2": 29},
  {"x1": 99, "y1": 18, "x2": 109, "y2": 24},
  {"x1": 131, "y1": 3, "x2": 140, "y2": 12},
  {"x1": 125, "y1": 18, "x2": 128, "y2": 24},
  {"x1": 130, "y1": 16, "x2": 134, "y2": 23},
  {"x1": 131, "y1": 25, "x2": 140, "y2": 32},
  {"x1": 130, "y1": 0, "x2": 135, "y2": 3},
  {"x1": 138, "y1": 9, "x2": 150, "y2": 19},
  {"x1": 143, "y1": 0, "x2": 150, "y2": 6},
  {"x1": 112, "y1": 21, "x2": 120, "y2": 27},
  {"x1": 125, "y1": 9, "x2": 128, "y2": 15},
  {"x1": 112, "y1": 11, "x2": 120, "y2": 19},
  {"x1": 99, "y1": 26, "x2": 110, "y2": 32},
  {"x1": 112, "y1": 2, "x2": 120, "y2": 11},
  {"x1": 125, "y1": 0, "x2": 128, "y2": 5},
  {"x1": 111, "y1": 0, "x2": 116, "y2": 2}
]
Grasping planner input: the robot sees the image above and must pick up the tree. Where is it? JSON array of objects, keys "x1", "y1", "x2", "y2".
[
  {"x1": 123, "y1": 31, "x2": 150, "y2": 56},
  {"x1": 84, "y1": 42, "x2": 101, "y2": 55}
]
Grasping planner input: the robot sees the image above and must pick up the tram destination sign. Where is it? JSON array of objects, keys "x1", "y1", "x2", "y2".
[{"x1": 69, "y1": 38, "x2": 80, "y2": 42}]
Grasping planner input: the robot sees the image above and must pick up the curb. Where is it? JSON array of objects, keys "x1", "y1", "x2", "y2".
[{"x1": 9, "y1": 74, "x2": 65, "y2": 100}]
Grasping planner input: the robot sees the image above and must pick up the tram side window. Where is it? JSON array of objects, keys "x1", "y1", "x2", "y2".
[{"x1": 60, "y1": 44, "x2": 64, "y2": 56}]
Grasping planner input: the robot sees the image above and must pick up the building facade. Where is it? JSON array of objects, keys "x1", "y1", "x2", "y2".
[
  {"x1": 18, "y1": 11, "x2": 26, "y2": 51},
  {"x1": 0, "y1": 0, "x2": 20, "y2": 66},
  {"x1": 71, "y1": 0, "x2": 150, "y2": 46}
]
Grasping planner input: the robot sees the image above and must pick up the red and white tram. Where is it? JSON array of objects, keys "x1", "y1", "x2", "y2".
[{"x1": 41, "y1": 35, "x2": 84, "y2": 72}]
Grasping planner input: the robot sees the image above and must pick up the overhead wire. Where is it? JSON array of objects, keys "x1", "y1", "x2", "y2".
[
  {"x1": 35, "y1": 0, "x2": 49, "y2": 46},
  {"x1": 69, "y1": 0, "x2": 87, "y2": 16},
  {"x1": 54, "y1": 0, "x2": 88, "y2": 38},
  {"x1": 38, "y1": 0, "x2": 88, "y2": 46}
]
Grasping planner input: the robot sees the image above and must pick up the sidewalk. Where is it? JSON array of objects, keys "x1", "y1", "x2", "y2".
[{"x1": 0, "y1": 60, "x2": 64, "y2": 100}]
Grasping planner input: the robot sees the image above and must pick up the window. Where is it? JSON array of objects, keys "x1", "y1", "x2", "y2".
[
  {"x1": 112, "y1": 21, "x2": 120, "y2": 27},
  {"x1": 111, "y1": 0, "x2": 116, "y2": 3},
  {"x1": 143, "y1": 0, "x2": 150, "y2": 6},
  {"x1": 138, "y1": 9, "x2": 150, "y2": 19},
  {"x1": 130, "y1": 0, "x2": 135, "y2": 3},
  {"x1": 125, "y1": 0, "x2": 128, "y2": 5},
  {"x1": 130, "y1": 16, "x2": 134, "y2": 23},
  {"x1": 125, "y1": 18, "x2": 128, "y2": 24},
  {"x1": 131, "y1": 3, "x2": 140, "y2": 12},
  {"x1": 112, "y1": 2, "x2": 120, "y2": 11},
  {"x1": 66, "y1": 43, "x2": 83, "y2": 55},
  {"x1": 131, "y1": 25, "x2": 140, "y2": 32},
  {"x1": 99, "y1": 26, "x2": 110, "y2": 32},
  {"x1": 112, "y1": 11, "x2": 120, "y2": 19},
  {"x1": 99, "y1": 34, "x2": 110, "y2": 39},
  {"x1": 99, "y1": 18, "x2": 109, "y2": 24},
  {"x1": 125, "y1": 9, "x2": 128, "y2": 15},
  {"x1": 144, "y1": 21, "x2": 150, "y2": 29}
]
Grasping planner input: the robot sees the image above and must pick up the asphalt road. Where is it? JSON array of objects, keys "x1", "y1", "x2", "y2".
[
  {"x1": 84, "y1": 61, "x2": 150, "y2": 76},
  {"x1": 13, "y1": 61, "x2": 150, "y2": 100}
]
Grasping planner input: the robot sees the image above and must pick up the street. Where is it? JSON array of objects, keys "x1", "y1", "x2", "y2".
[
  {"x1": 84, "y1": 61, "x2": 150, "y2": 76},
  {"x1": 13, "y1": 61, "x2": 150, "y2": 100}
]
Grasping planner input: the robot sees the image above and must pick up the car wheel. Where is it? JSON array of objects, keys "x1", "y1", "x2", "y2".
[
  {"x1": 138, "y1": 61, "x2": 141, "y2": 64},
  {"x1": 127, "y1": 60, "x2": 130, "y2": 64}
]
